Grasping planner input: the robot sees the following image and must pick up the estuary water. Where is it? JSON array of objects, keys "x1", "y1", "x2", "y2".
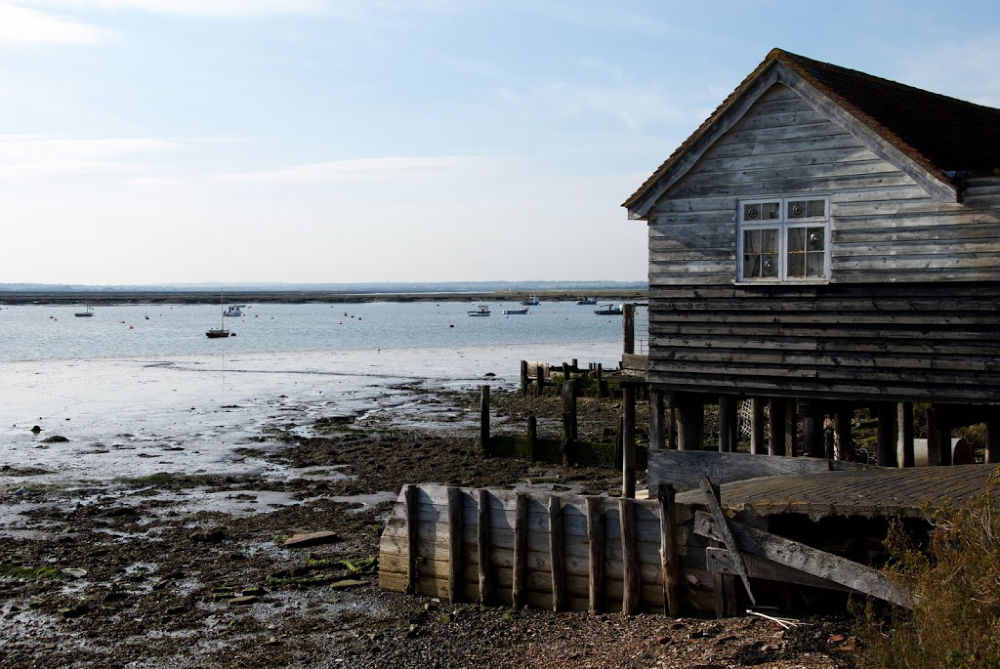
[{"x1": 0, "y1": 300, "x2": 646, "y2": 490}]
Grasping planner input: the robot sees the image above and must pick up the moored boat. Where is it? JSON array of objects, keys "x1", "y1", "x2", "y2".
[
  {"x1": 503, "y1": 307, "x2": 529, "y2": 315},
  {"x1": 576, "y1": 296, "x2": 597, "y2": 305},
  {"x1": 520, "y1": 296, "x2": 540, "y2": 306},
  {"x1": 594, "y1": 303, "x2": 623, "y2": 315},
  {"x1": 467, "y1": 304, "x2": 491, "y2": 317}
]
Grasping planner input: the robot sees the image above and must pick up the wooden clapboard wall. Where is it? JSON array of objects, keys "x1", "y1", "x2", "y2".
[{"x1": 378, "y1": 484, "x2": 715, "y2": 614}]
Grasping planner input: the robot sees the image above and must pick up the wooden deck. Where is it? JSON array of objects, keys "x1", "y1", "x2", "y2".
[{"x1": 677, "y1": 464, "x2": 1000, "y2": 518}]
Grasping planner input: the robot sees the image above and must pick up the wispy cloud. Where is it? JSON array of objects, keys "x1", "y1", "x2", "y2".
[
  {"x1": 217, "y1": 155, "x2": 489, "y2": 184},
  {"x1": 0, "y1": 135, "x2": 178, "y2": 175},
  {"x1": 0, "y1": 4, "x2": 109, "y2": 44}
]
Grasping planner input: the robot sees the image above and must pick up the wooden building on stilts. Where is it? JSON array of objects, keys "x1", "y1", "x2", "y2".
[
  {"x1": 623, "y1": 48, "x2": 1000, "y2": 467},
  {"x1": 380, "y1": 49, "x2": 1000, "y2": 618}
]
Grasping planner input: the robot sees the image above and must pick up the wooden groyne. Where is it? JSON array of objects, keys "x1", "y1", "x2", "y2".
[{"x1": 378, "y1": 483, "x2": 714, "y2": 615}]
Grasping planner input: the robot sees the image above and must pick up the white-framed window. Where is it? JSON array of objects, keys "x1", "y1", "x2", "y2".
[{"x1": 738, "y1": 195, "x2": 830, "y2": 281}]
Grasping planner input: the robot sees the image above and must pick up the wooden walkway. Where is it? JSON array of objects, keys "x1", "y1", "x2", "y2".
[{"x1": 677, "y1": 464, "x2": 1000, "y2": 517}]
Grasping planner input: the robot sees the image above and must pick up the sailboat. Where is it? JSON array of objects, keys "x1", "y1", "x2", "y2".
[
  {"x1": 74, "y1": 303, "x2": 94, "y2": 317},
  {"x1": 206, "y1": 292, "x2": 235, "y2": 338}
]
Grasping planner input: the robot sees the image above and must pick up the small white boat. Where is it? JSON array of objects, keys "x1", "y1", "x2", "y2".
[
  {"x1": 503, "y1": 307, "x2": 529, "y2": 315},
  {"x1": 576, "y1": 296, "x2": 597, "y2": 305},
  {"x1": 520, "y1": 296, "x2": 540, "y2": 306},
  {"x1": 223, "y1": 305, "x2": 243, "y2": 317},
  {"x1": 467, "y1": 304, "x2": 491, "y2": 317}
]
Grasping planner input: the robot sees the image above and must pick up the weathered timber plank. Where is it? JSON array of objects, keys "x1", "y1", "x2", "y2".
[
  {"x1": 619, "y1": 497, "x2": 639, "y2": 616},
  {"x1": 477, "y1": 488, "x2": 493, "y2": 604},
  {"x1": 659, "y1": 484, "x2": 680, "y2": 617},
  {"x1": 694, "y1": 511, "x2": 912, "y2": 608},
  {"x1": 699, "y1": 477, "x2": 755, "y2": 606},
  {"x1": 648, "y1": 450, "x2": 870, "y2": 494},
  {"x1": 512, "y1": 492, "x2": 528, "y2": 607},
  {"x1": 549, "y1": 496, "x2": 566, "y2": 611},
  {"x1": 586, "y1": 496, "x2": 605, "y2": 614}
]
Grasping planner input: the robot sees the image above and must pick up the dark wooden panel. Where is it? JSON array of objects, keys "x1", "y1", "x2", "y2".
[{"x1": 645, "y1": 282, "x2": 1000, "y2": 404}]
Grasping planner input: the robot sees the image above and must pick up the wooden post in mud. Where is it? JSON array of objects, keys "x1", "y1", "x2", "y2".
[
  {"x1": 619, "y1": 497, "x2": 639, "y2": 615},
  {"x1": 596, "y1": 363, "x2": 607, "y2": 398},
  {"x1": 519, "y1": 360, "x2": 528, "y2": 395},
  {"x1": 562, "y1": 381, "x2": 578, "y2": 463},
  {"x1": 477, "y1": 489, "x2": 494, "y2": 604},
  {"x1": 658, "y1": 484, "x2": 680, "y2": 617},
  {"x1": 480, "y1": 385, "x2": 490, "y2": 454},
  {"x1": 512, "y1": 493, "x2": 528, "y2": 607},
  {"x1": 535, "y1": 366, "x2": 545, "y2": 396},
  {"x1": 585, "y1": 496, "x2": 605, "y2": 614},
  {"x1": 404, "y1": 484, "x2": 418, "y2": 595},
  {"x1": 548, "y1": 497, "x2": 566, "y2": 611},
  {"x1": 527, "y1": 415, "x2": 538, "y2": 461},
  {"x1": 834, "y1": 408, "x2": 854, "y2": 462},
  {"x1": 623, "y1": 303, "x2": 635, "y2": 355},
  {"x1": 447, "y1": 486, "x2": 464, "y2": 603},
  {"x1": 622, "y1": 383, "x2": 636, "y2": 498}
]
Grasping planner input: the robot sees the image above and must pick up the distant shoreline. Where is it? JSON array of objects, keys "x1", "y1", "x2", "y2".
[{"x1": 0, "y1": 288, "x2": 648, "y2": 306}]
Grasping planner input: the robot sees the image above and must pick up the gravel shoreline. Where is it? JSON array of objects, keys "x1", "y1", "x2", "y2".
[{"x1": 0, "y1": 386, "x2": 857, "y2": 668}]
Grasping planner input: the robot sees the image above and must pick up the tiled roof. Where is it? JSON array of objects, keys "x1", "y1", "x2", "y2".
[{"x1": 623, "y1": 48, "x2": 1000, "y2": 210}]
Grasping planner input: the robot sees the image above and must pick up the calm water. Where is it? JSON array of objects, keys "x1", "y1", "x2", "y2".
[{"x1": 0, "y1": 300, "x2": 647, "y2": 363}]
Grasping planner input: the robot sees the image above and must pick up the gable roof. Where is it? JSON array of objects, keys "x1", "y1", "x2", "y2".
[{"x1": 624, "y1": 48, "x2": 1000, "y2": 216}]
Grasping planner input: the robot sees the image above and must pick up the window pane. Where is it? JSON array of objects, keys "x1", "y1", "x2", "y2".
[
  {"x1": 788, "y1": 227, "x2": 805, "y2": 252},
  {"x1": 744, "y1": 254, "x2": 761, "y2": 278},
  {"x1": 788, "y1": 199, "x2": 825, "y2": 219},
  {"x1": 761, "y1": 228, "x2": 778, "y2": 252},
  {"x1": 761, "y1": 202, "x2": 779, "y2": 220},
  {"x1": 743, "y1": 204, "x2": 760, "y2": 220},
  {"x1": 761, "y1": 254, "x2": 779, "y2": 278},
  {"x1": 807, "y1": 227, "x2": 825, "y2": 251},
  {"x1": 807, "y1": 199, "x2": 826, "y2": 217},
  {"x1": 787, "y1": 252, "x2": 805, "y2": 277},
  {"x1": 806, "y1": 251, "x2": 825, "y2": 277}
]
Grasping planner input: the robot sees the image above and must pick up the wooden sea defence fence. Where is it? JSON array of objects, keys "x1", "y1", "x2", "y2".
[{"x1": 378, "y1": 483, "x2": 716, "y2": 615}]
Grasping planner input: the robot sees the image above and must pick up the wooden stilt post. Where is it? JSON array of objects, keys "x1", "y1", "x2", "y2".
[
  {"x1": 477, "y1": 489, "x2": 493, "y2": 605},
  {"x1": 834, "y1": 407, "x2": 854, "y2": 461},
  {"x1": 562, "y1": 380, "x2": 578, "y2": 464},
  {"x1": 585, "y1": 496, "x2": 605, "y2": 615},
  {"x1": 987, "y1": 409, "x2": 1000, "y2": 465},
  {"x1": 649, "y1": 388, "x2": 666, "y2": 451},
  {"x1": 512, "y1": 493, "x2": 528, "y2": 608},
  {"x1": 897, "y1": 402, "x2": 915, "y2": 468},
  {"x1": 520, "y1": 360, "x2": 529, "y2": 395},
  {"x1": 535, "y1": 365, "x2": 545, "y2": 396},
  {"x1": 750, "y1": 398, "x2": 765, "y2": 455},
  {"x1": 927, "y1": 405, "x2": 952, "y2": 466},
  {"x1": 676, "y1": 395, "x2": 703, "y2": 451},
  {"x1": 596, "y1": 363, "x2": 606, "y2": 398},
  {"x1": 548, "y1": 497, "x2": 566, "y2": 612},
  {"x1": 877, "y1": 403, "x2": 898, "y2": 467},
  {"x1": 768, "y1": 399, "x2": 786, "y2": 456},
  {"x1": 801, "y1": 400, "x2": 824, "y2": 458},
  {"x1": 623, "y1": 304, "x2": 635, "y2": 355},
  {"x1": 527, "y1": 415, "x2": 538, "y2": 461},
  {"x1": 658, "y1": 484, "x2": 680, "y2": 617},
  {"x1": 718, "y1": 396, "x2": 737, "y2": 453},
  {"x1": 480, "y1": 385, "x2": 490, "y2": 454},
  {"x1": 447, "y1": 486, "x2": 464, "y2": 603},
  {"x1": 404, "y1": 484, "x2": 418, "y2": 595},
  {"x1": 619, "y1": 497, "x2": 639, "y2": 615},
  {"x1": 622, "y1": 383, "x2": 636, "y2": 498},
  {"x1": 784, "y1": 399, "x2": 798, "y2": 457}
]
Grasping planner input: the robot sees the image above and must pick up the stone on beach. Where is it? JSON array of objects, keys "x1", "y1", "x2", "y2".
[{"x1": 283, "y1": 530, "x2": 339, "y2": 548}]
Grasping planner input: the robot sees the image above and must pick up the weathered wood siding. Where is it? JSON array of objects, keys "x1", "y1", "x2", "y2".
[
  {"x1": 646, "y1": 281, "x2": 1000, "y2": 403},
  {"x1": 645, "y1": 84, "x2": 1000, "y2": 404},
  {"x1": 649, "y1": 84, "x2": 1000, "y2": 286}
]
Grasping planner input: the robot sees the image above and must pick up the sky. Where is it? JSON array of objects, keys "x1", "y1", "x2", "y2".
[{"x1": 1, "y1": 1, "x2": 999, "y2": 286}]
